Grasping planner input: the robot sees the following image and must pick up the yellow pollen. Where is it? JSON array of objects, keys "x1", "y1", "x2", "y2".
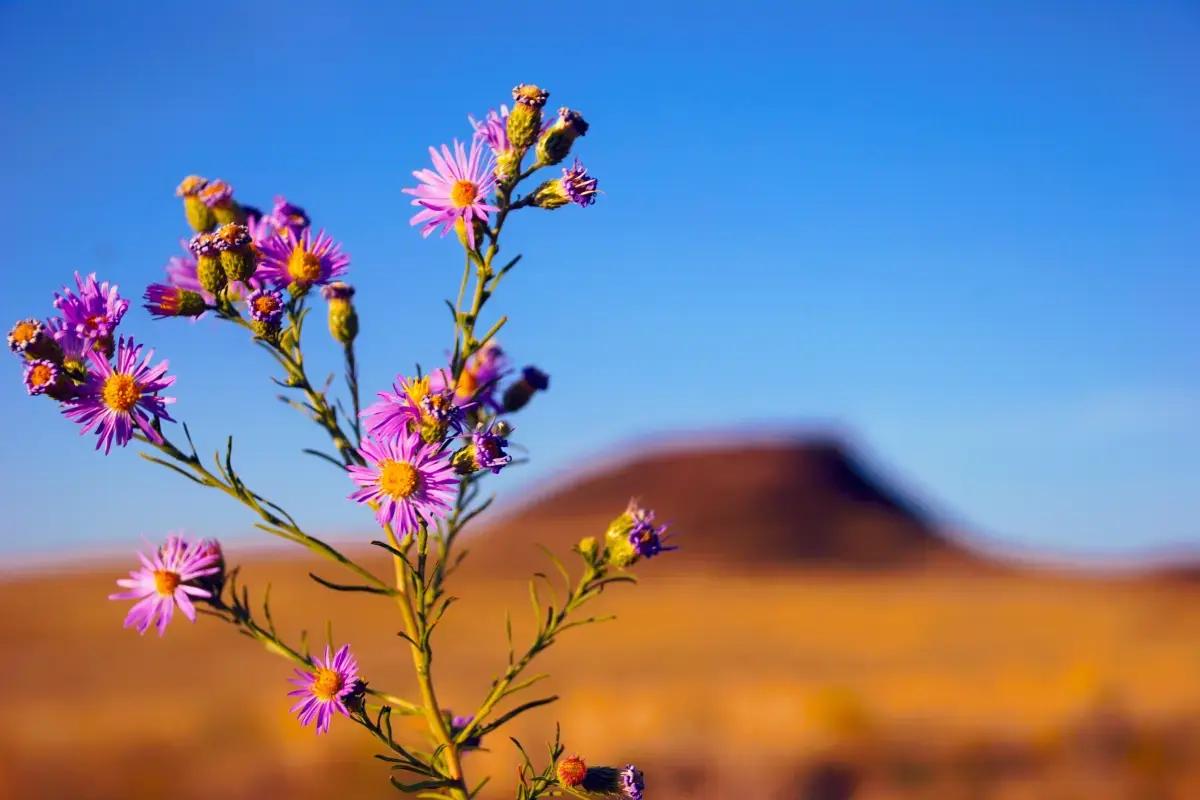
[
  {"x1": 252, "y1": 296, "x2": 280, "y2": 316},
  {"x1": 403, "y1": 376, "x2": 431, "y2": 407},
  {"x1": 450, "y1": 180, "x2": 477, "y2": 208},
  {"x1": 64, "y1": 358, "x2": 84, "y2": 373},
  {"x1": 101, "y1": 372, "x2": 141, "y2": 413},
  {"x1": 311, "y1": 667, "x2": 344, "y2": 701},
  {"x1": 12, "y1": 321, "x2": 37, "y2": 344},
  {"x1": 288, "y1": 247, "x2": 322, "y2": 284},
  {"x1": 176, "y1": 175, "x2": 207, "y2": 196},
  {"x1": 28, "y1": 363, "x2": 53, "y2": 387},
  {"x1": 378, "y1": 459, "x2": 421, "y2": 500},
  {"x1": 153, "y1": 569, "x2": 180, "y2": 596}
]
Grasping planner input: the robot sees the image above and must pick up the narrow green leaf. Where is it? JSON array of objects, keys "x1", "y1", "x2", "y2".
[{"x1": 308, "y1": 572, "x2": 393, "y2": 595}]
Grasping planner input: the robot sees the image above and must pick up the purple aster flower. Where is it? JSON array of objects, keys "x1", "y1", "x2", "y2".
[
  {"x1": 266, "y1": 195, "x2": 311, "y2": 239},
  {"x1": 453, "y1": 420, "x2": 512, "y2": 475},
  {"x1": 108, "y1": 534, "x2": 222, "y2": 636},
  {"x1": 428, "y1": 342, "x2": 511, "y2": 411},
  {"x1": 448, "y1": 713, "x2": 483, "y2": 749},
  {"x1": 52, "y1": 272, "x2": 129, "y2": 345},
  {"x1": 629, "y1": 516, "x2": 677, "y2": 560},
  {"x1": 246, "y1": 287, "x2": 285, "y2": 326},
  {"x1": 561, "y1": 159, "x2": 600, "y2": 207},
  {"x1": 22, "y1": 359, "x2": 66, "y2": 398},
  {"x1": 360, "y1": 371, "x2": 468, "y2": 443},
  {"x1": 347, "y1": 430, "x2": 458, "y2": 535},
  {"x1": 46, "y1": 317, "x2": 88, "y2": 370},
  {"x1": 259, "y1": 228, "x2": 350, "y2": 290},
  {"x1": 287, "y1": 644, "x2": 361, "y2": 735},
  {"x1": 62, "y1": 335, "x2": 176, "y2": 454},
  {"x1": 403, "y1": 139, "x2": 498, "y2": 250}
]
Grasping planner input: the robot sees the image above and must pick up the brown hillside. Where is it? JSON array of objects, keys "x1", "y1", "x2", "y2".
[{"x1": 465, "y1": 436, "x2": 977, "y2": 576}]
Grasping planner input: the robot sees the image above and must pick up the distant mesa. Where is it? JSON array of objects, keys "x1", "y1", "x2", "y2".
[{"x1": 463, "y1": 434, "x2": 981, "y2": 576}]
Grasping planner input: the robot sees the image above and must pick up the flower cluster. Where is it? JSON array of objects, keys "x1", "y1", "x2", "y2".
[
  {"x1": 14, "y1": 81, "x2": 678, "y2": 798},
  {"x1": 9, "y1": 272, "x2": 177, "y2": 453}
]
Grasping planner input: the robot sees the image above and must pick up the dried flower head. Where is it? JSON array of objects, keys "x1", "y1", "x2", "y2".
[{"x1": 556, "y1": 754, "x2": 588, "y2": 787}]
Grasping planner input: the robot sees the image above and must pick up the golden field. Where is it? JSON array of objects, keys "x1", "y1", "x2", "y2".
[{"x1": 3, "y1": 441, "x2": 1199, "y2": 799}]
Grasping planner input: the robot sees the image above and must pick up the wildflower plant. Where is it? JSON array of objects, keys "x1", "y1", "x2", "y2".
[{"x1": 13, "y1": 83, "x2": 667, "y2": 800}]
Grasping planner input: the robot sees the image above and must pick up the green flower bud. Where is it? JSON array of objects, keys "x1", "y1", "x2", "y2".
[
  {"x1": 454, "y1": 217, "x2": 488, "y2": 252},
  {"x1": 535, "y1": 108, "x2": 589, "y2": 167},
  {"x1": 196, "y1": 255, "x2": 226, "y2": 295},
  {"x1": 451, "y1": 446, "x2": 481, "y2": 476},
  {"x1": 320, "y1": 282, "x2": 358, "y2": 345},
  {"x1": 507, "y1": 84, "x2": 550, "y2": 150},
  {"x1": 212, "y1": 201, "x2": 244, "y2": 226},
  {"x1": 251, "y1": 318, "x2": 281, "y2": 343},
  {"x1": 184, "y1": 197, "x2": 216, "y2": 233}
]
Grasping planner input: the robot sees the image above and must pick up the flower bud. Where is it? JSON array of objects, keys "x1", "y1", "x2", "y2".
[
  {"x1": 345, "y1": 679, "x2": 369, "y2": 716},
  {"x1": 320, "y1": 282, "x2": 358, "y2": 345},
  {"x1": 247, "y1": 287, "x2": 285, "y2": 342},
  {"x1": 189, "y1": 233, "x2": 227, "y2": 295},
  {"x1": 501, "y1": 366, "x2": 549, "y2": 413},
  {"x1": 213, "y1": 223, "x2": 257, "y2": 284},
  {"x1": 451, "y1": 421, "x2": 512, "y2": 475},
  {"x1": 177, "y1": 175, "x2": 217, "y2": 233},
  {"x1": 143, "y1": 285, "x2": 207, "y2": 320},
  {"x1": 8, "y1": 318, "x2": 62, "y2": 362},
  {"x1": 556, "y1": 754, "x2": 587, "y2": 788},
  {"x1": 199, "y1": 179, "x2": 244, "y2": 226},
  {"x1": 507, "y1": 84, "x2": 550, "y2": 150},
  {"x1": 536, "y1": 107, "x2": 589, "y2": 167},
  {"x1": 576, "y1": 536, "x2": 600, "y2": 564},
  {"x1": 447, "y1": 712, "x2": 483, "y2": 750}
]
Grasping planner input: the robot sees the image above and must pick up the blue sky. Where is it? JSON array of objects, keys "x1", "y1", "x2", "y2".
[{"x1": 1, "y1": 0, "x2": 1198, "y2": 563}]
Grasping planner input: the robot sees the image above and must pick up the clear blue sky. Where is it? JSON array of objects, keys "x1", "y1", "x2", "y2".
[{"x1": 1, "y1": 0, "x2": 1198, "y2": 563}]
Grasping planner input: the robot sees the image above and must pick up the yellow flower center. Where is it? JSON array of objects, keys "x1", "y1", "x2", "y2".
[
  {"x1": 311, "y1": 667, "x2": 344, "y2": 701},
  {"x1": 450, "y1": 180, "x2": 478, "y2": 208},
  {"x1": 378, "y1": 459, "x2": 421, "y2": 499},
  {"x1": 252, "y1": 295, "x2": 280, "y2": 316},
  {"x1": 403, "y1": 376, "x2": 431, "y2": 407},
  {"x1": 12, "y1": 321, "x2": 38, "y2": 344},
  {"x1": 288, "y1": 247, "x2": 322, "y2": 284},
  {"x1": 153, "y1": 569, "x2": 180, "y2": 596},
  {"x1": 101, "y1": 373, "x2": 141, "y2": 413},
  {"x1": 28, "y1": 363, "x2": 54, "y2": 387},
  {"x1": 176, "y1": 175, "x2": 207, "y2": 196}
]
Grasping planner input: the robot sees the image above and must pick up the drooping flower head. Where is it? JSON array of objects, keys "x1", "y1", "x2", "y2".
[
  {"x1": 52, "y1": 272, "x2": 130, "y2": 347},
  {"x1": 143, "y1": 284, "x2": 207, "y2": 320},
  {"x1": 259, "y1": 228, "x2": 350, "y2": 291},
  {"x1": 193, "y1": 538, "x2": 227, "y2": 599},
  {"x1": 428, "y1": 341, "x2": 511, "y2": 411},
  {"x1": 108, "y1": 534, "x2": 222, "y2": 636},
  {"x1": 501, "y1": 365, "x2": 550, "y2": 413},
  {"x1": 267, "y1": 195, "x2": 311, "y2": 239},
  {"x1": 452, "y1": 420, "x2": 512, "y2": 476},
  {"x1": 287, "y1": 644, "x2": 361, "y2": 735},
  {"x1": 361, "y1": 371, "x2": 469, "y2": 444},
  {"x1": 604, "y1": 499, "x2": 677, "y2": 568},
  {"x1": 531, "y1": 159, "x2": 600, "y2": 210},
  {"x1": 347, "y1": 430, "x2": 458, "y2": 535},
  {"x1": 580, "y1": 765, "x2": 645, "y2": 800},
  {"x1": 535, "y1": 107, "x2": 590, "y2": 167},
  {"x1": 62, "y1": 335, "x2": 176, "y2": 454},
  {"x1": 403, "y1": 139, "x2": 498, "y2": 250}
]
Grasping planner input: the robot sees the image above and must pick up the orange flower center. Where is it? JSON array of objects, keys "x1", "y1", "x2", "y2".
[
  {"x1": 378, "y1": 459, "x2": 421, "y2": 499},
  {"x1": 101, "y1": 373, "x2": 140, "y2": 413},
  {"x1": 12, "y1": 321, "x2": 38, "y2": 344},
  {"x1": 84, "y1": 314, "x2": 105, "y2": 332},
  {"x1": 288, "y1": 247, "x2": 322, "y2": 284},
  {"x1": 456, "y1": 369, "x2": 479, "y2": 398},
  {"x1": 253, "y1": 295, "x2": 280, "y2": 316},
  {"x1": 28, "y1": 363, "x2": 54, "y2": 387},
  {"x1": 153, "y1": 569, "x2": 180, "y2": 596},
  {"x1": 311, "y1": 667, "x2": 344, "y2": 701},
  {"x1": 450, "y1": 180, "x2": 477, "y2": 208}
]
